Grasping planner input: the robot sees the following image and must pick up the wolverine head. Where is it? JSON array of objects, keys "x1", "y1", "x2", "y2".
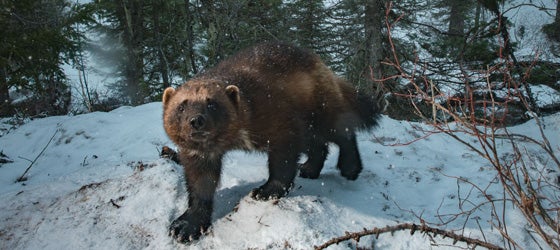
[{"x1": 162, "y1": 80, "x2": 241, "y2": 153}]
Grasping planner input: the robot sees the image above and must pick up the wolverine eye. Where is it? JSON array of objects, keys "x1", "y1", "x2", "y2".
[
  {"x1": 178, "y1": 104, "x2": 185, "y2": 112},
  {"x1": 207, "y1": 99, "x2": 217, "y2": 111}
]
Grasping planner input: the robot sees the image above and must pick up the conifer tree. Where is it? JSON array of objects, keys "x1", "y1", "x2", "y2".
[{"x1": 0, "y1": 0, "x2": 92, "y2": 116}]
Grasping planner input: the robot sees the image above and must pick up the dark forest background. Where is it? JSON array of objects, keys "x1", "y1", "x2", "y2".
[{"x1": 1, "y1": 0, "x2": 559, "y2": 121}]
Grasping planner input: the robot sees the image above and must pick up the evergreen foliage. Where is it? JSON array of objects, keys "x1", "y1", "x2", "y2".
[
  {"x1": 1, "y1": 0, "x2": 93, "y2": 116},
  {"x1": 1, "y1": 0, "x2": 558, "y2": 118}
]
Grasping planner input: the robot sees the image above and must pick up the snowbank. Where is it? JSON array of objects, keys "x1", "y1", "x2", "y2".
[{"x1": 0, "y1": 103, "x2": 558, "y2": 249}]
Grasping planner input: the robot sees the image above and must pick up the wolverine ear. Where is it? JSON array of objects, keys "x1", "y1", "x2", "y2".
[
  {"x1": 225, "y1": 85, "x2": 240, "y2": 105},
  {"x1": 162, "y1": 87, "x2": 176, "y2": 105}
]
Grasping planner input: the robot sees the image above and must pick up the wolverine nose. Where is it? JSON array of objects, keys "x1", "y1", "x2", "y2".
[{"x1": 189, "y1": 115, "x2": 206, "y2": 130}]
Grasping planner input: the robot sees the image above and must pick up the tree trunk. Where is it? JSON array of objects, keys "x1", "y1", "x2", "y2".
[
  {"x1": 554, "y1": 1, "x2": 560, "y2": 24},
  {"x1": 448, "y1": 0, "x2": 465, "y2": 36},
  {"x1": 184, "y1": 0, "x2": 198, "y2": 75},
  {"x1": 555, "y1": 0, "x2": 560, "y2": 35},
  {"x1": 364, "y1": 0, "x2": 384, "y2": 87},
  {"x1": 474, "y1": 2, "x2": 482, "y2": 30},
  {"x1": 152, "y1": 0, "x2": 170, "y2": 89},
  {"x1": 118, "y1": 0, "x2": 145, "y2": 105},
  {"x1": 299, "y1": 0, "x2": 318, "y2": 48},
  {"x1": 0, "y1": 67, "x2": 11, "y2": 116},
  {"x1": 200, "y1": 0, "x2": 221, "y2": 66}
]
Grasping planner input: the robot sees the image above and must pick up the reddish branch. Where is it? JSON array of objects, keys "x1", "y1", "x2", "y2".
[
  {"x1": 315, "y1": 223, "x2": 504, "y2": 250},
  {"x1": 358, "y1": 1, "x2": 560, "y2": 249}
]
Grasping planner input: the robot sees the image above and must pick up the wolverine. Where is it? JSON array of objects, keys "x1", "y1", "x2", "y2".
[{"x1": 162, "y1": 42, "x2": 381, "y2": 242}]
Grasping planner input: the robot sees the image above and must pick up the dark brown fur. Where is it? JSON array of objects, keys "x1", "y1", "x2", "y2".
[{"x1": 162, "y1": 43, "x2": 381, "y2": 243}]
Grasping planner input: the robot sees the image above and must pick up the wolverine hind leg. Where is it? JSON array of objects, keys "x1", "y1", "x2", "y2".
[
  {"x1": 323, "y1": 121, "x2": 363, "y2": 181},
  {"x1": 333, "y1": 133, "x2": 362, "y2": 180},
  {"x1": 299, "y1": 137, "x2": 329, "y2": 179}
]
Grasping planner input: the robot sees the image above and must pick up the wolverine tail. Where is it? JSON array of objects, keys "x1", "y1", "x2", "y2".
[
  {"x1": 342, "y1": 82, "x2": 385, "y2": 131},
  {"x1": 355, "y1": 89, "x2": 384, "y2": 130}
]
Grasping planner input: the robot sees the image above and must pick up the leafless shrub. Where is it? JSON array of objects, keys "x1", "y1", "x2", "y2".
[
  {"x1": 380, "y1": 2, "x2": 559, "y2": 248},
  {"x1": 321, "y1": 1, "x2": 559, "y2": 249}
]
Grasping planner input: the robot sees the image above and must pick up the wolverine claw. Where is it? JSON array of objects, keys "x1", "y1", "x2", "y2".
[
  {"x1": 251, "y1": 181, "x2": 291, "y2": 201},
  {"x1": 169, "y1": 216, "x2": 205, "y2": 243},
  {"x1": 160, "y1": 146, "x2": 180, "y2": 164}
]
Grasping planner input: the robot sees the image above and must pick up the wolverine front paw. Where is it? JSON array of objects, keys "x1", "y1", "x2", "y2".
[
  {"x1": 160, "y1": 146, "x2": 180, "y2": 164},
  {"x1": 169, "y1": 215, "x2": 208, "y2": 243},
  {"x1": 251, "y1": 181, "x2": 292, "y2": 200}
]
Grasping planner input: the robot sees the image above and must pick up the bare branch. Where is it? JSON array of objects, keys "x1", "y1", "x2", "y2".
[
  {"x1": 16, "y1": 128, "x2": 59, "y2": 182},
  {"x1": 315, "y1": 223, "x2": 505, "y2": 250}
]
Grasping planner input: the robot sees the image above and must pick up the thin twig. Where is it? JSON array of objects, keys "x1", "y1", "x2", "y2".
[{"x1": 16, "y1": 128, "x2": 59, "y2": 182}]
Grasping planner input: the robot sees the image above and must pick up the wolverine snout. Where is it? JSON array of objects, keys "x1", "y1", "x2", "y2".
[{"x1": 189, "y1": 115, "x2": 207, "y2": 130}]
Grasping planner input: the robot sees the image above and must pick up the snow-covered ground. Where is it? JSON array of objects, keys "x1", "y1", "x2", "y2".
[
  {"x1": 505, "y1": 0, "x2": 559, "y2": 62},
  {"x1": 0, "y1": 102, "x2": 558, "y2": 249},
  {"x1": 0, "y1": 1, "x2": 558, "y2": 248}
]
